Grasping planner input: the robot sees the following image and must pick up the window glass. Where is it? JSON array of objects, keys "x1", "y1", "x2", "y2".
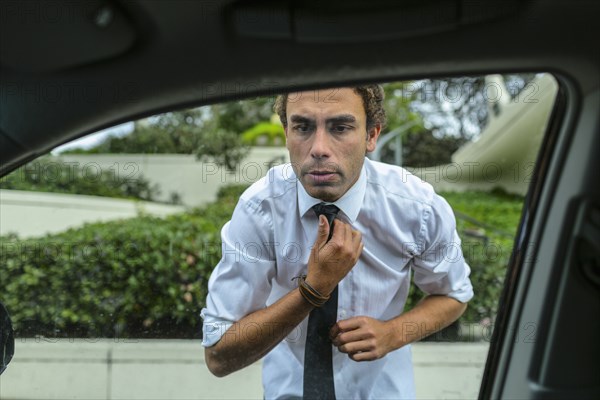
[{"x1": 0, "y1": 73, "x2": 558, "y2": 399}]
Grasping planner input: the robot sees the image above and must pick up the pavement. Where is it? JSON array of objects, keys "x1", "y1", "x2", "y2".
[{"x1": 0, "y1": 339, "x2": 489, "y2": 399}]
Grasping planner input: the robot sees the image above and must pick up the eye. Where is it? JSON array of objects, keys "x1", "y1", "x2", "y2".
[
  {"x1": 331, "y1": 125, "x2": 350, "y2": 133},
  {"x1": 293, "y1": 124, "x2": 313, "y2": 134}
]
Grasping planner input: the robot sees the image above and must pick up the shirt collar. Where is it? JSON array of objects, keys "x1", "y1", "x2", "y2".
[{"x1": 297, "y1": 162, "x2": 367, "y2": 223}]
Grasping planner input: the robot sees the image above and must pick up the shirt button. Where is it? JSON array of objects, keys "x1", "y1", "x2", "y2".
[{"x1": 339, "y1": 310, "x2": 346, "y2": 318}]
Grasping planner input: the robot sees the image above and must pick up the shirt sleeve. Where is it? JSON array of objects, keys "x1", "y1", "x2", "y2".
[
  {"x1": 412, "y1": 194, "x2": 474, "y2": 303},
  {"x1": 201, "y1": 196, "x2": 276, "y2": 347}
]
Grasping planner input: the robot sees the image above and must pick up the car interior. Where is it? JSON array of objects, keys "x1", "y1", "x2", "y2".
[{"x1": 1, "y1": 0, "x2": 599, "y2": 399}]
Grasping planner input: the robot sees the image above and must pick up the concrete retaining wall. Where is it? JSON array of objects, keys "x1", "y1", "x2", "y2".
[
  {"x1": 0, "y1": 340, "x2": 489, "y2": 400},
  {"x1": 0, "y1": 147, "x2": 289, "y2": 238},
  {"x1": 0, "y1": 190, "x2": 185, "y2": 238},
  {"x1": 59, "y1": 148, "x2": 290, "y2": 207}
]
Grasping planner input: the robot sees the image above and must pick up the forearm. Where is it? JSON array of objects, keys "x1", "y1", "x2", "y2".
[
  {"x1": 388, "y1": 295, "x2": 467, "y2": 349},
  {"x1": 205, "y1": 217, "x2": 363, "y2": 376},
  {"x1": 204, "y1": 287, "x2": 313, "y2": 377}
]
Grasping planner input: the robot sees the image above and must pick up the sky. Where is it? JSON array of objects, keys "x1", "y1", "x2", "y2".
[{"x1": 52, "y1": 122, "x2": 134, "y2": 154}]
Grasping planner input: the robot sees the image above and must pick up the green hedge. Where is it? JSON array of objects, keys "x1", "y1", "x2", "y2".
[
  {"x1": 440, "y1": 190, "x2": 523, "y2": 323},
  {"x1": 0, "y1": 189, "x2": 239, "y2": 339},
  {"x1": 0, "y1": 184, "x2": 522, "y2": 339},
  {"x1": 241, "y1": 122, "x2": 286, "y2": 146},
  {"x1": 0, "y1": 156, "x2": 160, "y2": 202},
  {"x1": 404, "y1": 189, "x2": 523, "y2": 339}
]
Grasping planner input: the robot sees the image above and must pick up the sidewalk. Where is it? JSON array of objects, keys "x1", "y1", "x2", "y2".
[{"x1": 0, "y1": 339, "x2": 489, "y2": 399}]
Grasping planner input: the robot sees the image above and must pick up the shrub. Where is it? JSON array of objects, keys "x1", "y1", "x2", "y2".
[
  {"x1": 0, "y1": 185, "x2": 522, "y2": 339},
  {"x1": 241, "y1": 122, "x2": 285, "y2": 146},
  {"x1": 0, "y1": 207, "x2": 226, "y2": 339},
  {"x1": 405, "y1": 190, "x2": 524, "y2": 328},
  {"x1": 0, "y1": 156, "x2": 160, "y2": 201},
  {"x1": 215, "y1": 184, "x2": 250, "y2": 202}
]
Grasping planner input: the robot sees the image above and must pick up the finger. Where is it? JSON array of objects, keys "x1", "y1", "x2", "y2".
[
  {"x1": 337, "y1": 341, "x2": 382, "y2": 362},
  {"x1": 315, "y1": 214, "x2": 330, "y2": 248},
  {"x1": 351, "y1": 230, "x2": 363, "y2": 255},
  {"x1": 332, "y1": 329, "x2": 367, "y2": 347},
  {"x1": 343, "y1": 222, "x2": 354, "y2": 244},
  {"x1": 336, "y1": 339, "x2": 374, "y2": 355},
  {"x1": 351, "y1": 229, "x2": 362, "y2": 246},
  {"x1": 329, "y1": 322, "x2": 342, "y2": 339},
  {"x1": 349, "y1": 350, "x2": 378, "y2": 362},
  {"x1": 330, "y1": 219, "x2": 347, "y2": 243},
  {"x1": 335, "y1": 316, "x2": 365, "y2": 332}
]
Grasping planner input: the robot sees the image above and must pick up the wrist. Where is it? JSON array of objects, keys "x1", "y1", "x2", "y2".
[
  {"x1": 388, "y1": 317, "x2": 415, "y2": 349},
  {"x1": 304, "y1": 274, "x2": 336, "y2": 297},
  {"x1": 294, "y1": 275, "x2": 330, "y2": 307}
]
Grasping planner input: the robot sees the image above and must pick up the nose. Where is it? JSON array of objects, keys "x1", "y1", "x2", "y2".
[{"x1": 310, "y1": 126, "x2": 331, "y2": 159}]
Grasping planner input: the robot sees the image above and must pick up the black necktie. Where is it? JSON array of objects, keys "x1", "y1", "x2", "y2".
[{"x1": 303, "y1": 203, "x2": 340, "y2": 400}]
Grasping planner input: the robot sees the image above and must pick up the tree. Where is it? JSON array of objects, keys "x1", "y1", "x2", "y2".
[
  {"x1": 378, "y1": 82, "x2": 451, "y2": 167},
  {"x1": 376, "y1": 74, "x2": 537, "y2": 167},
  {"x1": 64, "y1": 98, "x2": 276, "y2": 170},
  {"x1": 241, "y1": 121, "x2": 285, "y2": 146},
  {"x1": 410, "y1": 74, "x2": 537, "y2": 139},
  {"x1": 194, "y1": 97, "x2": 275, "y2": 169},
  {"x1": 63, "y1": 74, "x2": 536, "y2": 170},
  {"x1": 64, "y1": 109, "x2": 205, "y2": 155},
  {"x1": 401, "y1": 130, "x2": 466, "y2": 167}
]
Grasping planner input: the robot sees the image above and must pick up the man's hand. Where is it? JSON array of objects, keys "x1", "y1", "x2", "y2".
[
  {"x1": 305, "y1": 215, "x2": 363, "y2": 296},
  {"x1": 330, "y1": 317, "x2": 396, "y2": 361},
  {"x1": 205, "y1": 215, "x2": 363, "y2": 377},
  {"x1": 330, "y1": 296, "x2": 468, "y2": 363}
]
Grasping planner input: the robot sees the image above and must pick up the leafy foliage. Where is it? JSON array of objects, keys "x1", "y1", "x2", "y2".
[
  {"x1": 378, "y1": 74, "x2": 536, "y2": 167},
  {"x1": 1, "y1": 185, "x2": 523, "y2": 339},
  {"x1": 404, "y1": 190, "x2": 525, "y2": 326},
  {"x1": 61, "y1": 75, "x2": 537, "y2": 172},
  {"x1": 208, "y1": 97, "x2": 274, "y2": 135},
  {"x1": 379, "y1": 82, "x2": 466, "y2": 167},
  {"x1": 215, "y1": 184, "x2": 251, "y2": 201},
  {"x1": 382, "y1": 81, "x2": 425, "y2": 132},
  {"x1": 0, "y1": 156, "x2": 160, "y2": 201},
  {"x1": 241, "y1": 122, "x2": 285, "y2": 146},
  {"x1": 401, "y1": 130, "x2": 466, "y2": 167},
  {"x1": 0, "y1": 191, "x2": 236, "y2": 339},
  {"x1": 410, "y1": 74, "x2": 537, "y2": 139},
  {"x1": 64, "y1": 98, "x2": 276, "y2": 170}
]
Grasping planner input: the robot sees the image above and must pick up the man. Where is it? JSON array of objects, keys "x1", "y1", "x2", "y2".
[{"x1": 201, "y1": 85, "x2": 473, "y2": 399}]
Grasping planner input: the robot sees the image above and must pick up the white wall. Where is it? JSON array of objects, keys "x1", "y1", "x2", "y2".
[
  {"x1": 0, "y1": 340, "x2": 489, "y2": 400},
  {"x1": 447, "y1": 74, "x2": 558, "y2": 195},
  {"x1": 0, "y1": 190, "x2": 185, "y2": 238},
  {"x1": 59, "y1": 147, "x2": 289, "y2": 207},
  {"x1": 1, "y1": 147, "x2": 289, "y2": 238},
  {"x1": 369, "y1": 74, "x2": 558, "y2": 196}
]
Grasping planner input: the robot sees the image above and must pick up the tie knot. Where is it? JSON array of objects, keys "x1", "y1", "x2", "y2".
[{"x1": 312, "y1": 203, "x2": 340, "y2": 219}]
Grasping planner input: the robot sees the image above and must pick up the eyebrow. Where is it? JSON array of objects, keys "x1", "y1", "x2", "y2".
[
  {"x1": 290, "y1": 115, "x2": 313, "y2": 124},
  {"x1": 289, "y1": 114, "x2": 357, "y2": 124},
  {"x1": 327, "y1": 114, "x2": 357, "y2": 124}
]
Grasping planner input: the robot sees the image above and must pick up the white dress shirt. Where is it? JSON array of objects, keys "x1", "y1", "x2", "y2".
[{"x1": 202, "y1": 158, "x2": 474, "y2": 399}]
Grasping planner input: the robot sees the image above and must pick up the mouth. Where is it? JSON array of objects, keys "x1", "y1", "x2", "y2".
[{"x1": 305, "y1": 170, "x2": 338, "y2": 184}]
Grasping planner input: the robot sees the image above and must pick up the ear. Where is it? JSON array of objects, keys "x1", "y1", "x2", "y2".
[
  {"x1": 366, "y1": 124, "x2": 382, "y2": 153},
  {"x1": 284, "y1": 126, "x2": 290, "y2": 150}
]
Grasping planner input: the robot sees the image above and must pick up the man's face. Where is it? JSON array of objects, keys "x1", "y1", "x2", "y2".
[{"x1": 285, "y1": 88, "x2": 381, "y2": 202}]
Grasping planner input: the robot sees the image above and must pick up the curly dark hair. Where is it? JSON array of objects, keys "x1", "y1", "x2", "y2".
[{"x1": 274, "y1": 85, "x2": 387, "y2": 131}]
